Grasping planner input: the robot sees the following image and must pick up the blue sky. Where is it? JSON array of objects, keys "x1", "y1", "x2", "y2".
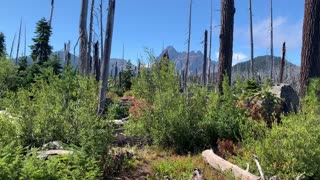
[{"x1": 0, "y1": 0, "x2": 304, "y2": 65}]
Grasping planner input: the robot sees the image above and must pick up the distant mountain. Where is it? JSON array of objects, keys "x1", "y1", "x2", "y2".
[
  {"x1": 158, "y1": 46, "x2": 217, "y2": 74},
  {"x1": 232, "y1": 55, "x2": 300, "y2": 83},
  {"x1": 52, "y1": 51, "x2": 130, "y2": 74}
]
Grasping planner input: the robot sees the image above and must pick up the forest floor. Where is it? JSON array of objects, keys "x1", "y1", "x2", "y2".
[{"x1": 109, "y1": 96, "x2": 227, "y2": 180}]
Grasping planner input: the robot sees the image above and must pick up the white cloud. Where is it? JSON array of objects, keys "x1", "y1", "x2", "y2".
[
  {"x1": 252, "y1": 16, "x2": 302, "y2": 50},
  {"x1": 215, "y1": 52, "x2": 248, "y2": 65}
]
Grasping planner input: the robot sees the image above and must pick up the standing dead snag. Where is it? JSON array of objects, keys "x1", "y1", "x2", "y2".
[
  {"x1": 202, "y1": 30, "x2": 208, "y2": 86},
  {"x1": 270, "y1": 0, "x2": 274, "y2": 80},
  {"x1": 279, "y1": 42, "x2": 286, "y2": 83},
  {"x1": 217, "y1": 0, "x2": 235, "y2": 94},
  {"x1": 300, "y1": 0, "x2": 320, "y2": 96},
  {"x1": 15, "y1": 19, "x2": 22, "y2": 65},
  {"x1": 98, "y1": 0, "x2": 116, "y2": 115},
  {"x1": 94, "y1": 41, "x2": 100, "y2": 82},
  {"x1": 79, "y1": 0, "x2": 89, "y2": 75},
  {"x1": 49, "y1": 0, "x2": 54, "y2": 27},
  {"x1": 183, "y1": 0, "x2": 193, "y2": 92},
  {"x1": 249, "y1": 0, "x2": 254, "y2": 78},
  {"x1": 87, "y1": 0, "x2": 95, "y2": 75},
  {"x1": 100, "y1": 0, "x2": 104, "y2": 63},
  {"x1": 9, "y1": 33, "x2": 16, "y2": 59},
  {"x1": 208, "y1": 0, "x2": 213, "y2": 85}
]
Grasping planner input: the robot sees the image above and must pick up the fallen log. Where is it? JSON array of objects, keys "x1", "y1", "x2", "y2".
[{"x1": 202, "y1": 149, "x2": 259, "y2": 180}]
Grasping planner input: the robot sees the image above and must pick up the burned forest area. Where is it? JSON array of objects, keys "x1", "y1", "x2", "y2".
[{"x1": 0, "y1": 0, "x2": 320, "y2": 179}]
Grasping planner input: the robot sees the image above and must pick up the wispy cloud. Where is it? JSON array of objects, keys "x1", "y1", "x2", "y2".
[
  {"x1": 251, "y1": 16, "x2": 302, "y2": 50},
  {"x1": 215, "y1": 52, "x2": 248, "y2": 65}
]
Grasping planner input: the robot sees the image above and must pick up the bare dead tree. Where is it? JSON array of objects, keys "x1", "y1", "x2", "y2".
[
  {"x1": 202, "y1": 30, "x2": 208, "y2": 86},
  {"x1": 100, "y1": 0, "x2": 104, "y2": 60},
  {"x1": 94, "y1": 41, "x2": 100, "y2": 81},
  {"x1": 24, "y1": 24, "x2": 26, "y2": 57},
  {"x1": 9, "y1": 33, "x2": 16, "y2": 59},
  {"x1": 183, "y1": 0, "x2": 193, "y2": 92},
  {"x1": 15, "y1": 19, "x2": 22, "y2": 65},
  {"x1": 249, "y1": 0, "x2": 254, "y2": 78},
  {"x1": 49, "y1": 0, "x2": 54, "y2": 27},
  {"x1": 98, "y1": 0, "x2": 116, "y2": 115},
  {"x1": 79, "y1": 0, "x2": 89, "y2": 75},
  {"x1": 300, "y1": 0, "x2": 320, "y2": 96},
  {"x1": 208, "y1": 0, "x2": 213, "y2": 84},
  {"x1": 87, "y1": 0, "x2": 95, "y2": 74},
  {"x1": 217, "y1": 0, "x2": 235, "y2": 94},
  {"x1": 279, "y1": 42, "x2": 286, "y2": 83},
  {"x1": 270, "y1": 0, "x2": 274, "y2": 80},
  {"x1": 64, "y1": 40, "x2": 71, "y2": 66}
]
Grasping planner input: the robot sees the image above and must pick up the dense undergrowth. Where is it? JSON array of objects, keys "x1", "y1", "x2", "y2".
[
  {"x1": 0, "y1": 57, "x2": 112, "y2": 179},
  {"x1": 1, "y1": 53, "x2": 320, "y2": 179}
]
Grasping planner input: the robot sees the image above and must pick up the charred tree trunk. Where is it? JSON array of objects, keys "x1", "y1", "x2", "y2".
[
  {"x1": 183, "y1": 0, "x2": 193, "y2": 92},
  {"x1": 280, "y1": 42, "x2": 286, "y2": 83},
  {"x1": 208, "y1": 0, "x2": 213, "y2": 85},
  {"x1": 100, "y1": 0, "x2": 104, "y2": 61},
  {"x1": 87, "y1": 0, "x2": 95, "y2": 74},
  {"x1": 64, "y1": 41, "x2": 71, "y2": 66},
  {"x1": 98, "y1": 0, "x2": 116, "y2": 115},
  {"x1": 94, "y1": 41, "x2": 100, "y2": 82},
  {"x1": 49, "y1": 0, "x2": 54, "y2": 27},
  {"x1": 15, "y1": 19, "x2": 22, "y2": 65},
  {"x1": 9, "y1": 33, "x2": 16, "y2": 59},
  {"x1": 300, "y1": 0, "x2": 320, "y2": 96},
  {"x1": 79, "y1": 0, "x2": 89, "y2": 75},
  {"x1": 270, "y1": 0, "x2": 274, "y2": 80},
  {"x1": 24, "y1": 24, "x2": 26, "y2": 57},
  {"x1": 249, "y1": 0, "x2": 254, "y2": 78},
  {"x1": 217, "y1": 0, "x2": 235, "y2": 94},
  {"x1": 202, "y1": 30, "x2": 208, "y2": 86}
]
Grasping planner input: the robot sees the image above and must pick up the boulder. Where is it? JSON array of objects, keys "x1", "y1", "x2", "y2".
[{"x1": 269, "y1": 83, "x2": 299, "y2": 113}]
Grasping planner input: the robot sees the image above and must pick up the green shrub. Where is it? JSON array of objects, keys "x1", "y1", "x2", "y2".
[
  {"x1": 0, "y1": 142, "x2": 100, "y2": 180},
  {"x1": 128, "y1": 55, "x2": 251, "y2": 154},
  {"x1": 0, "y1": 68, "x2": 113, "y2": 179},
  {"x1": 236, "y1": 79, "x2": 320, "y2": 179}
]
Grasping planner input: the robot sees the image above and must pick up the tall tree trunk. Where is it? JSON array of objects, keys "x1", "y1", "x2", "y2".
[
  {"x1": 300, "y1": 0, "x2": 320, "y2": 96},
  {"x1": 64, "y1": 41, "x2": 71, "y2": 66},
  {"x1": 15, "y1": 19, "x2": 22, "y2": 65},
  {"x1": 208, "y1": 0, "x2": 213, "y2": 84},
  {"x1": 183, "y1": 0, "x2": 193, "y2": 92},
  {"x1": 9, "y1": 33, "x2": 16, "y2": 59},
  {"x1": 94, "y1": 41, "x2": 100, "y2": 81},
  {"x1": 249, "y1": 0, "x2": 254, "y2": 78},
  {"x1": 24, "y1": 24, "x2": 26, "y2": 57},
  {"x1": 270, "y1": 0, "x2": 274, "y2": 80},
  {"x1": 279, "y1": 42, "x2": 286, "y2": 83},
  {"x1": 87, "y1": 0, "x2": 95, "y2": 75},
  {"x1": 79, "y1": 0, "x2": 89, "y2": 75},
  {"x1": 217, "y1": 0, "x2": 235, "y2": 94},
  {"x1": 202, "y1": 30, "x2": 208, "y2": 86},
  {"x1": 49, "y1": 0, "x2": 54, "y2": 27},
  {"x1": 100, "y1": 0, "x2": 104, "y2": 61},
  {"x1": 98, "y1": 0, "x2": 116, "y2": 115}
]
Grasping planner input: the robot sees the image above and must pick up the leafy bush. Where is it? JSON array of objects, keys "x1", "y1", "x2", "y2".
[
  {"x1": 128, "y1": 55, "x2": 251, "y2": 153},
  {"x1": 0, "y1": 57, "x2": 18, "y2": 97},
  {"x1": 236, "y1": 79, "x2": 320, "y2": 179},
  {"x1": 0, "y1": 142, "x2": 100, "y2": 180},
  {"x1": 0, "y1": 68, "x2": 113, "y2": 179}
]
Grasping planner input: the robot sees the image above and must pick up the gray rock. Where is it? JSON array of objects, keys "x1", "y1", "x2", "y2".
[{"x1": 269, "y1": 83, "x2": 299, "y2": 113}]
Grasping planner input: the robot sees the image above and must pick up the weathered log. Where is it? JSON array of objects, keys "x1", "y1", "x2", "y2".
[{"x1": 202, "y1": 149, "x2": 259, "y2": 180}]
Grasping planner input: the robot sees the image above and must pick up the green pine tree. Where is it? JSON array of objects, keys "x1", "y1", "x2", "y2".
[
  {"x1": 0, "y1": 32, "x2": 5, "y2": 57},
  {"x1": 122, "y1": 60, "x2": 134, "y2": 91},
  {"x1": 30, "y1": 18, "x2": 52, "y2": 65}
]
